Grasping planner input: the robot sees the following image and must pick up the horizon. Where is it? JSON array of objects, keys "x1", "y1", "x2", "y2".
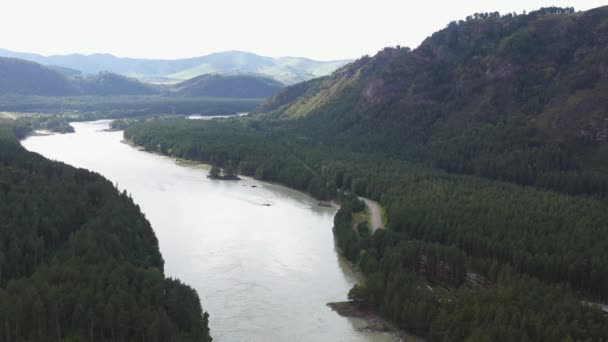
[
  {"x1": 0, "y1": 48, "x2": 355, "y2": 62},
  {"x1": 2, "y1": 0, "x2": 605, "y2": 61}
]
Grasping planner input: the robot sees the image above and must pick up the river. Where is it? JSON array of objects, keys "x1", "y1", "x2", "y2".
[{"x1": 22, "y1": 120, "x2": 394, "y2": 342}]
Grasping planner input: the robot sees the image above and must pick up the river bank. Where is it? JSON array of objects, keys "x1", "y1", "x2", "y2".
[
  {"x1": 328, "y1": 302, "x2": 425, "y2": 342},
  {"x1": 22, "y1": 120, "x2": 394, "y2": 342}
]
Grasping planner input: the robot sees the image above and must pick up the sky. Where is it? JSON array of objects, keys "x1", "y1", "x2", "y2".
[{"x1": 1, "y1": 0, "x2": 606, "y2": 61}]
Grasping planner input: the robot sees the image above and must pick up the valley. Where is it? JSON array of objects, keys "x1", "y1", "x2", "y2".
[
  {"x1": 118, "y1": 6, "x2": 608, "y2": 341},
  {"x1": 22, "y1": 121, "x2": 397, "y2": 342},
  {"x1": 1, "y1": 3, "x2": 608, "y2": 342}
]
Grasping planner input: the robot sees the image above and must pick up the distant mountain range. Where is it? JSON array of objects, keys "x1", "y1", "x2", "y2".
[
  {"x1": 0, "y1": 49, "x2": 351, "y2": 85},
  {"x1": 0, "y1": 56, "x2": 287, "y2": 99}
]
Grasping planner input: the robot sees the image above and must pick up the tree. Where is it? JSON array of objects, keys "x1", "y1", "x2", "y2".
[
  {"x1": 209, "y1": 166, "x2": 221, "y2": 178},
  {"x1": 223, "y1": 164, "x2": 236, "y2": 178}
]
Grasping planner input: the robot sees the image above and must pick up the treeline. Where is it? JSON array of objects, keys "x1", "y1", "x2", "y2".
[
  {"x1": 458, "y1": 6, "x2": 575, "y2": 23},
  {"x1": 0, "y1": 94, "x2": 261, "y2": 119},
  {"x1": 125, "y1": 119, "x2": 337, "y2": 199},
  {"x1": 0, "y1": 123, "x2": 211, "y2": 341},
  {"x1": 10, "y1": 115, "x2": 74, "y2": 134},
  {"x1": 125, "y1": 117, "x2": 608, "y2": 340}
]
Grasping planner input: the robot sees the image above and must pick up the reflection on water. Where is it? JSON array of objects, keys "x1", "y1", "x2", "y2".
[{"x1": 22, "y1": 120, "x2": 394, "y2": 342}]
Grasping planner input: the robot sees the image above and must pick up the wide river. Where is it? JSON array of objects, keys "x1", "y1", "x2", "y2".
[{"x1": 22, "y1": 121, "x2": 394, "y2": 342}]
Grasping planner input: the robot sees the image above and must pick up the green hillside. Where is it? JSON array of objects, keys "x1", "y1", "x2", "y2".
[
  {"x1": 0, "y1": 58, "x2": 157, "y2": 96},
  {"x1": 259, "y1": 6, "x2": 608, "y2": 197},
  {"x1": 0, "y1": 49, "x2": 351, "y2": 85},
  {"x1": 169, "y1": 73, "x2": 284, "y2": 98},
  {"x1": 170, "y1": 54, "x2": 352, "y2": 85},
  {"x1": 0, "y1": 57, "x2": 287, "y2": 102},
  {"x1": 47, "y1": 65, "x2": 82, "y2": 77},
  {"x1": 74, "y1": 72, "x2": 158, "y2": 96},
  {"x1": 0, "y1": 58, "x2": 78, "y2": 96}
]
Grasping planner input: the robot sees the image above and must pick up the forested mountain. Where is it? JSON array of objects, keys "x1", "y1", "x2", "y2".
[
  {"x1": 0, "y1": 49, "x2": 351, "y2": 84},
  {"x1": 46, "y1": 65, "x2": 82, "y2": 77},
  {"x1": 0, "y1": 58, "x2": 156, "y2": 96},
  {"x1": 0, "y1": 58, "x2": 78, "y2": 95},
  {"x1": 0, "y1": 120, "x2": 211, "y2": 341},
  {"x1": 169, "y1": 73, "x2": 284, "y2": 98},
  {"x1": 74, "y1": 72, "x2": 158, "y2": 96},
  {"x1": 260, "y1": 6, "x2": 608, "y2": 197},
  {"x1": 123, "y1": 6, "x2": 608, "y2": 341},
  {"x1": 168, "y1": 52, "x2": 351, "y2": 84},
  {"x1": 0, "y1": 57, "x2": 286, "y2": 99}
]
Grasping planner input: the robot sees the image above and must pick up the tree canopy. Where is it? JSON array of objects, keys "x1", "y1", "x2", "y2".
[{"x1": 0, "y1": 122, "x2": 212, "y2": 341}]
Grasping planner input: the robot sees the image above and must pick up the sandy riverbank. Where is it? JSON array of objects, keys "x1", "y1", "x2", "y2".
[{"x1": 328, "y1": 302, "x2": 425, "y2": 342}]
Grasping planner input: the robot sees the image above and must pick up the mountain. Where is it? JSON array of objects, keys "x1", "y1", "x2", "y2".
[
  {"x1": 0, "y1": 57, "x2": 78, "y2": 95},
  {"x1": 75, "y1": 72, "x2": 158, "y2": 96},
  {"x1": 169, "y1": 73, "x2": 284, "y2": 98},
  {"x1": 258, "y1": 6, "x2": 608, "y2": 197},
  {"x1": 167, "y1": 52, "x2": 352, "y2": 84},
  {"x1": 0, "y1": 57, "x2": 156, "y2": 96},
  {"x1": 121, "y1": 7, "x2": 608, "y2": 340},
  {"x1": 0, "y1": 57, "x2": 286, "y2": 99},
  {"x1": 46, "y1": 65, "x2": 82, "y2": 77},
  {"x1": 0, "y1": 49, "x2": 352, "y2": 84}
]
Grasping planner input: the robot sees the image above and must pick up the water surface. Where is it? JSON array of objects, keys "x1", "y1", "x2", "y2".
[{"x1": 22, "y1": 121, "x2": 393, "y2": 342}]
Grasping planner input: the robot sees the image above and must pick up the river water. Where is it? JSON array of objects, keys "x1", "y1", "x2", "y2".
[{"x1": 22, "y1": 120, "x2": 394, "y2": 342}]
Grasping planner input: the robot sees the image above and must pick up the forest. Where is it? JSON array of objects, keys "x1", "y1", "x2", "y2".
[
  {"x1": 0, "y1": 120, "x2": 212, "y2": 341},
  {"x1": 4, "y1": 5, "x2": 608, "y2": 342},
  {"x1": 125, "y1": 114, "x2": 608, "y2": 340},
  {"x1": 0, "y1": 95, "x2": 261, "y2": 119},
  {"x1": 120, "y1": 7, "x2": 608, "y2": 341},
  {"x1": 259, "y1": 6, "x2": 608, "y2": 198}
]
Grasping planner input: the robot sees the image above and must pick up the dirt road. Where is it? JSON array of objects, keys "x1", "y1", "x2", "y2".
[{"x1": 362, "y1": 198, "x2": 384, "y2": 232}]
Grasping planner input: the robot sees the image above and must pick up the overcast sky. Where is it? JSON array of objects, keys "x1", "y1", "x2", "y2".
[{"x1": 1, "y1": 0, "x2": 606, "y2": 61}]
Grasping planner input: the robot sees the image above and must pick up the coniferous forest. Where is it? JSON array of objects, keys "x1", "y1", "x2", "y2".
[
  {"x1": 2, "y1": 4, "x2": 608, "y2": 342},
  {"x1": 125, "y1": 116, "x2": 608, "y2": 341},
  {"x1": 123, "y1": 7, "x2": 608, "y2": 341},
  {"x1": 0, "y1": 122, "x2": 212, "y2": 341}
]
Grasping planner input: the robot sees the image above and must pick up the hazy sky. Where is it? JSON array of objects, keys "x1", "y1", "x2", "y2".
[{"x1": 2, "y1": 0, "x2": 606, "y2": 60}]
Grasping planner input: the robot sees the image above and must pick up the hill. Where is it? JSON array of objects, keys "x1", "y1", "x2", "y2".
[
  {"x1": 167, "y1": 52, "x2": 352, "y2": 84},
  {"x1": 0, "y1": 49, "x2": 351, "y2": 84},
  {"x1": 169, "y1": 73, "x2": 284, "y2": 98},
  {"x1": 0, "y1": 57, "x2": 78, "y2": 95},
  {"x1": 75, "y1": 72, "x2": 158, "y2": 96},
  {"x1": 47, "y1": 65, "x2": 82, "y2": 77},
  {"x1": 0, "y1": 57, "x2": 282, "y2": 99},
  {"x1": 0, "y1": 57, "x2": 158, "y2": 96},
  {"x1": 258, "y1": 6, "x2": 608, "y2": 197}
]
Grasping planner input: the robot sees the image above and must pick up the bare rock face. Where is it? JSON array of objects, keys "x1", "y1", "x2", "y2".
[{"x1": 362, "y1": 78, "x2": 385, "y2": 105}]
